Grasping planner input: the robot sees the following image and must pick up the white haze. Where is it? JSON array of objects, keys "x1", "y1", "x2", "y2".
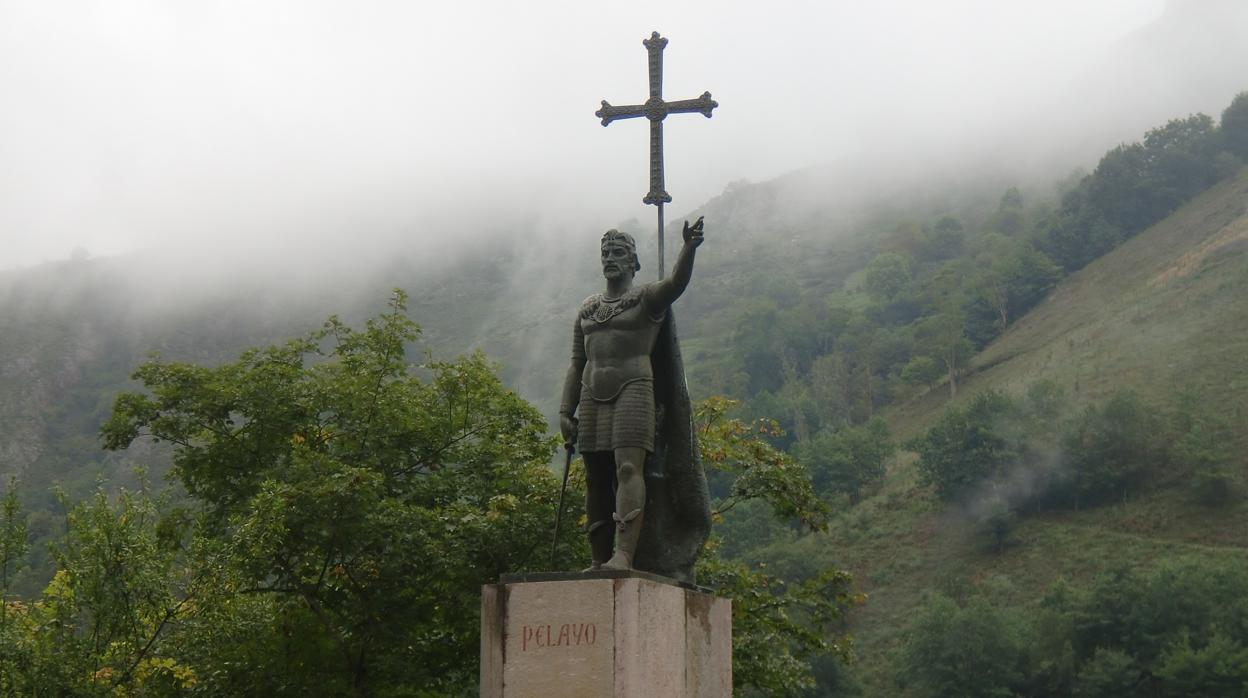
[{"x1": 5, "y1": 0, "x2": 1247, "y2": 275}]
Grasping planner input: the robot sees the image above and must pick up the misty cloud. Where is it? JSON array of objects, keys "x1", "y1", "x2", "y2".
[{"x1": 7, "y1": 0, "x2": 1245, "y2": 277}]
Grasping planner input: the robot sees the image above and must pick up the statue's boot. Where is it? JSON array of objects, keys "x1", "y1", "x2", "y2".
[
  {"x1": 600, "y1": 507, "x2": 642, "y2": 570},
  {"x1": 582, "y1": 519, "x2": 613, "y2": 572}
]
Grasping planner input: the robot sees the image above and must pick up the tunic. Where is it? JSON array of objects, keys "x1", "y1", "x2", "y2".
[{"x1": 571, "y1": 285, "x2": 666, "y2": 453}]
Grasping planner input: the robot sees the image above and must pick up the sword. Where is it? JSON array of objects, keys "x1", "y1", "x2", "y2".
[{"x1": 550, "y1": 440, "x2": 575, "y2": 569}]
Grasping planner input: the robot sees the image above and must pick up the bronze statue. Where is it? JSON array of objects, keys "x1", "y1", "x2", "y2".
[{"x1": 559, "y1": 218, "x2": 711, "y2": 583}]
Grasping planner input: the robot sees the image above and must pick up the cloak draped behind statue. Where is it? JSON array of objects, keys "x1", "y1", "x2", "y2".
[{"x1": 633, "y1": 310, "x2": 711, "y2": 585}]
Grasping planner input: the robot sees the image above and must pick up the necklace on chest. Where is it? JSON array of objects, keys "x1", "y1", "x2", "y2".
[{"x1": 582, "y1": 288, "x2": 642, "y2": 324}]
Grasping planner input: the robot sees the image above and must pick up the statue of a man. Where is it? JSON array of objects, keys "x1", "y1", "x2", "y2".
[{"x1": 560, "y1": 218, "x2": 707, "y2": 574}]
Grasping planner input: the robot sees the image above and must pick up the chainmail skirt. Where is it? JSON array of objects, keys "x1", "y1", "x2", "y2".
[{"x1": 577, "y1": 379, "x2": 655, "y2": 453}]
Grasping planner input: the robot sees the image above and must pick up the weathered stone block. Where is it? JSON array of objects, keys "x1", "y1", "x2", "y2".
[{"x1": 480, "y1": 570, "x2": 731, "y2": 697}]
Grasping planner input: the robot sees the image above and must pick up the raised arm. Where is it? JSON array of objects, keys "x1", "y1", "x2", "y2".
[
  {"x1": 645, "y1": 216, "x2": 705, "y2": 310},
  {"x1": 558, "y1": 315, "x2": 586, "y2": 448}
]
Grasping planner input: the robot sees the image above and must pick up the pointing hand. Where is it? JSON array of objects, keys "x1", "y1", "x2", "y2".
[{"x1": 682, "y1": 216, "x2": 705, "y2": 248}]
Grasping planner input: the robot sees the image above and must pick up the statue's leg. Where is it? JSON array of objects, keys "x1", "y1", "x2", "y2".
[
  {"x1": 602, "y1": 446, "x2": 646, "y2": 570},
  {"x1": 582, "y1": 452, "x2": 616, "y2": 570}
]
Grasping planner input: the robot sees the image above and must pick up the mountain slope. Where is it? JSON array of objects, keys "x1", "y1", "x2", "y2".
[
  {"x1": 2, "y1": 149, "x2": 1247, "y2": 693},
  {"x1": 892, "y1": 168, "x2": 1248, "y2": 436},
  {"x1": 816, "y1": 169, "x2": 1248, "y2": 694}
]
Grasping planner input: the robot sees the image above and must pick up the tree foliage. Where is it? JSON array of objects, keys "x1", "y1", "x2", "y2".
[
  {"x1": 0, "y1": 297, "x2": 864, "y2": 696},
  {"x1": 0, "y1": 483, "x2": 198, "y2": 695},
  {"x1": 1040, "y1": 110, "x2": 1235, "y2": 273},
  {"x1": 693, "y1": 396, "x2": 862, "y2": 696},
  {"x1": 1171, "y1": 391, "x2": 1241, "y2": 505},
  {"x1": 1222, "y1": 91, "x2": 1248, "y2": 159},
  {"x1": 905, "y1": 385, "x2": 1231, "y2": 516},
  {"x1": 717, "y1": 97, "x2": 1241, "y2": 435},
  {"x1": 1060, "y1": 391, "x2": 1166, "y2": 506},
  {"x1": 900, "y1": 560, "x2": 1248, "y2": 698},
  {"x1": 793, "y1": 418, "x2": 894, "y2": 504},
  {"x1": 909, "y1": 390, "x2": 1022, "y2": 501},
  {"x1": 864, "y1": 252, "x2": 914, "y2": 301},
  {"x1": 900, "y1": 594, "x2": 1026, "y2": 697},
  {"x1": 0, "y1": 482, "x2": 26, "y2": 607},
  {"x1": 95, "y1": 290, "x2": 569, "y2": 695},
  {"x1": 701, "y1": 557, "x2": 857, "y2": 697},
  {"x1": 697, "y1": 396, "x2": 828, "y2": 532}
]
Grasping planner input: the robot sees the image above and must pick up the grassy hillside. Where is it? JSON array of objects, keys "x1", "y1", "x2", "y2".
[
  {"x1": 797, "y1": 169, "x2": 1248, "y2": 694},
  {"x1": 903, "y1": 169, "x2": 1248, "y2": 427}
]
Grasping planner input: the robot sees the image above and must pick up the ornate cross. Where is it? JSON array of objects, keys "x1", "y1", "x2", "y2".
[{"x1": 596, "y1": 32, "x2": 717, "y2": 277}]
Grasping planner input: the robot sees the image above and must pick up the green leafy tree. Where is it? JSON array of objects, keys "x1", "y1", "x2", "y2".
[
  {"x1": 697, "y1": 396, "x2": 827, "y2": 532},
  {"x1": 1044, "y1": 109, "x2": 1226, "y2": 275},
  {"x1": 900, "y1": 355, "x2": 943, "y2": 391},
  {"x1": 913, "y1": 311, "x2": 974, "y2": 398},
  {"x1": 917, "y1": 216, "x2": 966, "y2": 261},
  {"x1": 964, "y1": 244, "x2": 1061, "y2": 348},
  {"x1": 1040, "y1": 185, "x2": 1123, "y2": 273},
  {"x1": 733, "y1": 301, "x2": 788, "y2": 397},
  {"x1": 1061, "y1": 391, "x2": 1166, "y2": 507},
  {"x1": 1222, "y1": 91, "x2": 1248, "y2": 159},
  {"x1": 863, "y1": 252, "x2": 914, "y2": 301},
  {"x1": 1073, "y1": 647, "x2": 1140, "y2": 698},
  {"x1": 694, "y1": 397, "x2": 860, "y2": 696},
  {"x1": 810, "y1": 353, "x2": 853, "y2": 429},
  {"x1": 1068, "y1": 560, "x2": 1248, "y2": 671},
  {"x1": 899, "y1": 594, "x2": 1026, "y2": 697},
  {"x1": 699, "y1": 557, "x2": 857, "y2": 698},
  {"x1": 1139, "y1": 114, "x2": 1221, "y2": 217},
  {"x1": 909, "y1": 390, "x2": 1020, "y2": 501},
  {"x1": 1086, "y1": 142, "x2": 1158, "y2": 235},
  {"x1": 0, "y1": 483, "x2": 199, "y2": 695},
  {"x1": 101, "y1": 291, "x2": 569, "y2": 695},
  {"x1": 1171, "y1": 391, "x2": 1240, "y2": 506},
  {"x1": 793, "y1": 418, "x2": 894, "y2": 504},
  {"x1": 1003, "y1": 246, "x2": 1062, "y2": 319},
  {"x1": 0, "y1": 482, "x2": 32, "y2": 694},
  {"x1": 1155, "y1": 632, "x2": 1248, "y2": 697},
  {"x1": 838, "y1": 315, "x2": 884, "y2": 419},
  {"x1": 964, "y1": 266, "x2": 1013, "y2": 346},
  {"x1": 0, "y1": 481, "x2": 27, "y2": 615},
  {"x1": 999, "y1": 186, "x2": 1024, "y2": 209},
  {"x1": 1024, "y1": 379, "x2": 1068, "y2": 437}
]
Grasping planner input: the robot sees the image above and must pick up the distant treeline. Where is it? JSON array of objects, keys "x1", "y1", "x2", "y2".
[
  {"x1": 1041, "y1": 97, "x2": 1248, "y2": 273},
  {"x1": 900, "y1": 557, "x2": 1248, "y2": 697},
  {"x1": 910, "y1": 384, "x2": 1242, "y2": 549}
]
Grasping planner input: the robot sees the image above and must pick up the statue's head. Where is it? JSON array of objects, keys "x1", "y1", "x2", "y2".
[{"x1": 600, "y1": 229, "x2": 640, "y2": 280}]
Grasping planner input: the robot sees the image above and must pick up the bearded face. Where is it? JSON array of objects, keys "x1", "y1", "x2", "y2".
[
  {"x1": 600, "y1": 230, "x2": 640, "y2": 283},
  {"x1": 601, "y1": 241, "x2": 637, "y2": 282}
]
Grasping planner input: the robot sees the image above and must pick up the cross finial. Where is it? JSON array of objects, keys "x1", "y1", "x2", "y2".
[
  {"x1": 595, "y1": 32, "x2": 717, "y2": 207},
  {"x1": 595, "y1": 32, "x2": 717, "y2": 276}
]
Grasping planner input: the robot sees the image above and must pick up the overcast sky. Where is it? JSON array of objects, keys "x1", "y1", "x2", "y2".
[{"x1": 4, "y1": 0, "x2": 1234, "y2": 271}]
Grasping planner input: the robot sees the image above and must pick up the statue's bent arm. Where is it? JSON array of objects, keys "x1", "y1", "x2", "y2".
[{"x1": 644, "y1": 230, "x2": 700, "y2": 311}]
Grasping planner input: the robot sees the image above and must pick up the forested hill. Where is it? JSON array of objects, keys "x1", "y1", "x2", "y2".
[
  {"x1": 3, "y1": 92, "x2": 1248, "y2": 516},
  {"x1": 836, "y1": 167, "x2": 1248, "y2": 695},
  {"x1": 908, "y1": 168, "x2": 1248, "y2": 424},
  {"x1": 2, "y1": 90, "x2": 1248, "y2": 693},
  {"x1": 0, "y1": 136, "x2": 1047, "y2": 498}
]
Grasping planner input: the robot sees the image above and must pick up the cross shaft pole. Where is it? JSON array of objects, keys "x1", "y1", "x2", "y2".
[{"x1": 596, "y1": 32, "x2": 717, "y2": 278}]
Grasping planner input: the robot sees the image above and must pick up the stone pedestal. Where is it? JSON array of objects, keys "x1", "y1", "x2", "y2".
[{"x1": 480, "y1": 570, "x2": 731, "y2": 697}]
